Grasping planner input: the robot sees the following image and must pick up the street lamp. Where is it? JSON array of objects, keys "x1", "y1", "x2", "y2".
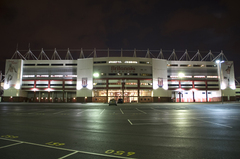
[{"x1": 216, "y1": 60, "x2": 224, "y2": 104}]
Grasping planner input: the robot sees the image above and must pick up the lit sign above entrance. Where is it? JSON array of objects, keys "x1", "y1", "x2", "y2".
[{"x1": 111, "y1": 66, "x2": 135, "y2": 73}]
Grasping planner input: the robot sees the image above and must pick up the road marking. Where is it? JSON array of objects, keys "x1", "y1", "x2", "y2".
[
  {"x1": 193, "y1": 118, "x2": 233, "y2": 128},
  {"x1": 53, "y1": 110, "x2": 69, "y2": 114},
  {"x1": 135, "y1": 108, "x2": 147, "y2": 114},
  {"x1": 151, "y1": 107, "x2": 165, "y2": 113},
  {"x1": 0, "y1": 142, "x2": 22, "y2": 149},
  {"x1": 0, "y1": 137, "x2": 137, "y2": 159},
  {"x1": 120, "y1": 109, "x2": 124, "y2": 114},
  {"x1": 1, "y1": 135, "x2": 18, "y2": 139},
  {"x1": 100, "y1": 109, "x2": 105, "y2": 114},
  {"x1": 77, "y1": 110, "x2": 86, "y2": 114},
  {"x1": 46, "y1": 141, "x2": 65, "y2": 146},
  {"x1": 127, "y1": 119, "x2": 133, "y2": 125},
  {"x1": 58, "y1": 151, "x2": 78, "y2": 159}
]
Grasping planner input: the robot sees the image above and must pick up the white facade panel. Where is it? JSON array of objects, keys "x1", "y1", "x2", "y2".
[
  {"x1": 4, "y1": 59, "x2": 23, "y2": 90},
  {"x1": 77, "y1": 58, "x2": 93, "y2": 97},
  {"x1": 219, "y1": 61, "x2": 235, "y2": 90},
  {"x1": 152, "y1": 59, "x2": 168, "y2": 96}
]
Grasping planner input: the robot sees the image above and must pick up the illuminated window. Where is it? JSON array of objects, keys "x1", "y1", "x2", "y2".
[
  {"x1": 23, "y1": 75, "x2": 35, "y2": 77},
  {"x1": 207, "y1": 76, "x2": 218, "y2": 78},
  {"x1": 140, "y1": 80, "x2": 152, "y2": 86},
  {"x1": 194, "y1": 76, "x2": 205, "y2": 78},
  {"x1": 109, "y1": 61, "x2": 122, "y2": 63},
  {"x1": 125, "y1": 83, "x2": 137, "y2": 85},
  {"x1": 170, "y1": 75, "x2": 192, "y2": 78},
  {"x1": 93, "y1": 80, "x2": 106, "y2": 86},
  {"x1": 139, "y1": 90, "x2": 152, "y2": 96},
  {"x1": 51, "y1": 75, "x2": 63, "y2": 77},
  {"x1": 94, "y1": 90, "x2": 107, "y2": 96},
  {"x1": 65, "y1": 75, "x2": 77, "y2": 77},
  {"x1": 124, "y1": 61, "x2": 138, "y2": 63},
  {"x1": 183, "y1": 76, "x2": 192, "y2": 78},
  {"x1": 140, "y1": 83, "x2": 152, "y2": 85},
  {"x1": 36, "y1": 75, "x2": 49, "y2": 77}
]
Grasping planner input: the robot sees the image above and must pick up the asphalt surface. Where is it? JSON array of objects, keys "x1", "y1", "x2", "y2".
[{"x1": 1, "y1": 102, "x2": 240, "y2": 159}]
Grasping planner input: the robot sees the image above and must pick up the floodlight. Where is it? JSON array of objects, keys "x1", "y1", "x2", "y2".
[
  {"x1": 178, "y1": 73, "x2": 185, "y2": 78},
  {"x1": 93, "y1": 73, "x2": 99, "y2": 78}
]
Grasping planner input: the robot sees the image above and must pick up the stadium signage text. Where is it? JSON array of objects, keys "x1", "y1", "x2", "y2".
[
  {"x1": 111, "y1": 66, "x2": 135, "y2": 71},
  {"x1": 110, "y1": 66, "x2": 136, "y2": 73}
]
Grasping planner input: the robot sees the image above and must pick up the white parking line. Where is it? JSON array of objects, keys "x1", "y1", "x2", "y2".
[
  {"x1": 100, "y1": 109, "x2": 105, "y2": 114},
  {"x1": 120, "y1": 109, "x2": 124, "y2": 114},
  {"x1": 151, "y1": 107, "x2": 165, "y2": 113},
  {"x1": 136, "y1": 108, "x2": 147, "y2": 114},
  {"x1": 128, "y1": 119, "x2": 133, "y2": 125},
  {"x1": 0, "y1": 137, "x2": 137, "y2": 159},
  {"x1": 58, "y1": 151, "x2": 78, "y2": 159},
  {"x1": 0, "y1": 142, "x2": 23, "y2": 149},
  {"x1": 193, "y1": 118, "x2": 233, "y2": 128},
  {"x1": 77, "y1": 110, "x2": 86, "y2": 114},
  {"x1": 53, "y1": 110, "x2": 69, "y2": 114}
]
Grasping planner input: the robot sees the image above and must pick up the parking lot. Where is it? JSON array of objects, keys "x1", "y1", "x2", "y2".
[{"x1": 1, "y1": 102, "x2": 240, "y2": 159}]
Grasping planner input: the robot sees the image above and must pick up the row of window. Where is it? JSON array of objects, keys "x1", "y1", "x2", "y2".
[
  {"x1": 22, "y1": 84, "x2": 76, "y2": 86},
  {"x1": 23, "y1": 73, "x2": 152, "y2": 77},
  {"x1": 23, "y1": 74, "x2": 218, "y2": 78},
  {"x1": 24, "y1": 63, "x2": 216, "y2": 67},
  {"x1": 168, "y1": 84, "x2": 219, "y2": 86},
  {"x1": 94, "y1": 61, "x2": 150, "y2": 64},
  {"x1": 167, "y1": 64, "x2": 217, "y2": 67},
  {"x1": 23, "y1": 84, "x2": 217, "y2": 87},
  {"x1": 24, "y1": 63, "x2": 77, "y2": 66},
  {"x1": 24, "y1": 61, "x2": 151, "y2": 66},
  {"x1": 93, "y1": 83, "x2": 152, "y2": 85},
  {"x1": 23, "y1": 75, "x2": 77, "y2": 78},
  {"x1": 169, "y1": 76, "x2": 218, "y2": 78}
]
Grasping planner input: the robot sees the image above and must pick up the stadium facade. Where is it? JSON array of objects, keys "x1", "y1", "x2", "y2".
[{"x1": 2, "y1": 48, "x2": 238, "y2": 103}]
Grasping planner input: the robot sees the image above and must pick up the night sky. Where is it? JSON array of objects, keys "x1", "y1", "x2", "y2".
[{"x1": 1, "y1": 0, "x2": 240, "y2": 80}]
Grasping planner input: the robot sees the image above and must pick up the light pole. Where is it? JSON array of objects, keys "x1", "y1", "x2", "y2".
[{"x1": 216, "y1": 60, "x2": 224, "y2": 104}]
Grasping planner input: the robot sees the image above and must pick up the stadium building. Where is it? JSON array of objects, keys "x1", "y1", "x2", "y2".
[{"x1": 2, "y1": 48, "x2": 238, "y2": 103}]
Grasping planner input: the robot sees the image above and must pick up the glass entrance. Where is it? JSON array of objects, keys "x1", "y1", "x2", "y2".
[{"x1": 123, "y1": 90, "x2": 138, "y2": 103}]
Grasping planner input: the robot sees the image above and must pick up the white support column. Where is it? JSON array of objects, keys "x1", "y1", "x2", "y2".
[{"x1": 77, "y1": 58, "x2": 93, "y2": 102}]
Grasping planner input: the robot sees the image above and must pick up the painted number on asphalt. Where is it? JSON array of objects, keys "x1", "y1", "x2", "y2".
[
  {"x1": 105, "y1": 150, "x2": 135, "y2": 156},
  {"x1": 45, "y1": 141, "x2": 65, "y2": 146},
  {"x1": 1, "y1": 135, "x2": 18, "y2": 139}
]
